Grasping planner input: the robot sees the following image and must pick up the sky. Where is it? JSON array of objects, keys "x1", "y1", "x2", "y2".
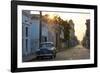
[
  {"x1": 30, "y1": 11, "x2": 90, "y2": 41},
  {"x1": 42, "y1": 12, "x2": 90, "y2": 41}
]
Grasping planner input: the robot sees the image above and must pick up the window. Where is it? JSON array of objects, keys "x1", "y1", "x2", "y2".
[
  {"x1": 26, "y1": 39, "x2": 28, "y2": 52},
  {"x1": 26, "y1": 27, "x2": 28, "y2": 37},
  {"x1": 25, "y1": 20, "x2": 28, "y2": 22}
]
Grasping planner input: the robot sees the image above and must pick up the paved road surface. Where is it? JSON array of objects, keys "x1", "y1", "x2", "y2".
[
  {"x1": 55, "y1": 45, "x2": 90, "y2": 60},
  {"x1": 26, "y1": 45, "x2": 90, "y2": 62}
]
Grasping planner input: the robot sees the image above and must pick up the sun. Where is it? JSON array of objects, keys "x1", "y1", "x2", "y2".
[{"x1": 48, "y1": 13, "x2": 55, "y2": 19}]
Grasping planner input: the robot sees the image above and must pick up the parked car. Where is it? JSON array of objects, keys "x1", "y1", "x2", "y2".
[{"x1": 36, "y1": 42, "x2": 56, "y2": 59}]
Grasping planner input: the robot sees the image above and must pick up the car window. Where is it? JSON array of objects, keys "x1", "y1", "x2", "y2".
[{"x1": 40, "y1": 43, "x2": 54, "y2": 48}]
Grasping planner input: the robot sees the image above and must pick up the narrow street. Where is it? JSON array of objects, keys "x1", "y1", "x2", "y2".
[
  {"x1": 27, "y1": 45, "x2": 90, "y2": 62},
  {"x1": 55, "y1": 45, "x2": 90, "y2": 60}
]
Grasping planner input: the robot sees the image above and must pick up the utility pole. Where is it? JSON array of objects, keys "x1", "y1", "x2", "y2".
[{"x1": 39, "y1": 11, "x2": 42, "y2": 47}]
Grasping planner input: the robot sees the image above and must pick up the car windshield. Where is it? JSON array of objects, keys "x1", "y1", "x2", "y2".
[{"x1": 40, "y1": 43, "x2": 54, "y2": 48}]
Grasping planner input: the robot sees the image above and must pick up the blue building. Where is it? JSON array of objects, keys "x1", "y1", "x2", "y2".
[
  {"x1": 22, "y1": 10, "x2": 40, "y2": 61},
  {"x1": 22, "y1": 10, "x2": 58, "y2": 61}
]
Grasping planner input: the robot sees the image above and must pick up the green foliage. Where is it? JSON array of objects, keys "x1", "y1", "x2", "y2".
[{"x1": 53, "y1": 15, "x2": 71, "y2": 41}]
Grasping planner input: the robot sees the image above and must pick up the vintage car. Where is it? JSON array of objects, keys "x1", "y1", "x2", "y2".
[{"x1": 36, "y1": 42, "x2": 56, "y2": 59}]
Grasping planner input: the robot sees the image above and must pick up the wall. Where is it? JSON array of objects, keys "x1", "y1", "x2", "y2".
[{"x1": 0, "y1": 0, "x2": 99, "y2": 73}]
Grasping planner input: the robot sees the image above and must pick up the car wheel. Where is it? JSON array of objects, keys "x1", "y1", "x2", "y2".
[
  {"x1": 36, "y1": 56, "x2": 39, "y2": 59},
  {"x1": 37, "y1": 56, "x2": 41, "y2": 60},
  {"x1": 50, "y1": 55, "x2": 54, "y2": 59},
  {"x1": 53, "y1": 55, "x2": 56, "y2": 58}
]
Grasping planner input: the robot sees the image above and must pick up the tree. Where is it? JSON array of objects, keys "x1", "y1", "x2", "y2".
[{"x1": 53, "y1": 15, "x2": 71, "y2": 48}]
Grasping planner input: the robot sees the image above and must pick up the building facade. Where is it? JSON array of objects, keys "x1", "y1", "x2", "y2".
[
  {"x1": 22, "y1": 10, "x2": 40, "y2": 61},
  {"x1": 68, "y1": 20, "x2": 79, "y2": 47},
  {"x1": 22, "y1": 10, "x2": 32, "y2": 57},
  {"x1": 82, "y1": 19, "x2": 90, "y2": 49},
  {"x1": 22, "y1": 11, "x2": 59, "y2": 61}
]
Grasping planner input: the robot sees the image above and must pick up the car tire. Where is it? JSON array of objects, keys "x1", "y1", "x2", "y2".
[
  {"x1": 36, "y1": 56, "x2": 39, "y2": 59},
  {"x1": 54, "y1": 55, "x2": 56, "y2": 58},
  {"x1": 50, "y1": 55, "x2": 55, "y2": 59},
  {"x1": 37, "y1": 56, "x2": 41, "y2": 60}
]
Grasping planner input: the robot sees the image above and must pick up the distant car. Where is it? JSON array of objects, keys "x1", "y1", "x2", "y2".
[{"x1": 36, "y1": 42, "x2": 56, "y2": 59}]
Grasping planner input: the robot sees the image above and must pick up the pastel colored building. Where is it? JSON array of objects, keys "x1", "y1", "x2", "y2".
[
  {"x1": 22, "y1": 10, "x2": 40, "y2": 61},
  {"x1": 22, "y1": 10, "x2": 58, "y2": 61}
]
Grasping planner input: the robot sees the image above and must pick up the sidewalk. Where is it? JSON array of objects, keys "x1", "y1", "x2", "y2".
[{"x1": 23, "y1": 54, "x2": 36, "y2": 62}]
